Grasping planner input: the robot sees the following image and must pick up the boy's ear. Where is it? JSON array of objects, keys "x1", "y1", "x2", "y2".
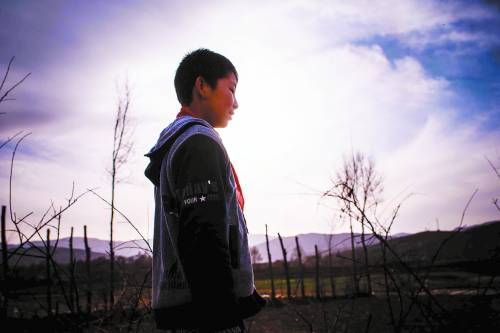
[{"x1": 194, "y1": 76, "x2": 210, "y2": 99}]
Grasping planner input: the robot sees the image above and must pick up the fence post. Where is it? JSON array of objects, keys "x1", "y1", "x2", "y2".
[
  {"x1": 295, "y1": 236, "x2": 305, "y2": 298},
  {"x1": 265, "y1": 224, "x2": 276, "y2": 300},
  {"x1": 69, "y1": 227, "x2": 81, "y2": 313},
  {"x1": 315, "y1": 245, "x2": 321, "y2": 300},
  {"x1": 361, "y1": 221, "x2": 373, "y2": 297},
  {"x1": 46, "y1": 228, "x2": 52, "y2": 317},
  {"x1": 349, "y1": 219, "x2": 359, "y2": 296},
  {"x1": 1, "y1": 205, "x2": 9, "y2": 318},
  {"x1": 278, "y1": 233, "x2": 291, "y2": 299},
  {"x1": 84, "y1": 225, "x2": 92, "y2": 314},
  {"x1": 69, "y1": 227, "x2": 75, "y2": 313},
  {"x1": 328, "y1": 246, "x2": 336, "y2": 298}
]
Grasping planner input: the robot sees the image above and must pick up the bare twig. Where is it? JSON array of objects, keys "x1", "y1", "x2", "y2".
[
  {"x1": 485, "y1": 155, "x2": 500, "y2": 180},
  {"x1": 0, "y1": 130, "x2": 23, "y2": 151},
  {"x1": 0, "y1": 56, "x2": 31, "y2": 105},
  {"x1": 88, "y1": 189, "x2": 152, "y2": 253},
  {"x1": 9, "y1": 132, "x2": 32, "y2": 224}
]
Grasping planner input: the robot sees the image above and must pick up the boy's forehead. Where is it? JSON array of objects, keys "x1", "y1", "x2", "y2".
[{"x1": 226, "y1": 72, "x2": 238, "y2": 85}]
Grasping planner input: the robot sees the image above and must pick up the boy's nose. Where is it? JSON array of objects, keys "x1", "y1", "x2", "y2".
[{"x1": 233, "y1": 98, "x2": 239, "y2": 109}]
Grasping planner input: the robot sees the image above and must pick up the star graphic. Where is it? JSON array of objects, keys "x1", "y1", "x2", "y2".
[{"x1": 200, "y1": 195, "x2": 206, "y2": 202}]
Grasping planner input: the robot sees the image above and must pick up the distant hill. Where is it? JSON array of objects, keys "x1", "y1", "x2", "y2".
[
  {"x1": 2, "y1": 234, "x2": 274, "y2": 263},
  {"x1": 3, "y1": 220, "x2": 498, "y2": 267},
  {"x1": 1, "y1": 238, "x2": 151, "y2": 266},
  {"x1": 24, "y1": 235, "x2": 276, "y2": 258},
  {"x1": 250, "y1": 221, "x2": 499, "y2": 265},
  {"x1": 28, "y1": 237, "x2": 151, "y2": 257},
  {"x1": 2, "y1": 232, "x2": 403, "y2": 265},
  {"x1": 250, "y1": 232, "x2": 408, "y2": 263},
  {"x1": 365, "y1": 220, "x2": 500, "y2": 266},
  {"x1": 2, "y1": 245, "x2": 108, "y2": 267},
  {"x1": 248, "y1": 234, "x2": 275, "y2": 248}
]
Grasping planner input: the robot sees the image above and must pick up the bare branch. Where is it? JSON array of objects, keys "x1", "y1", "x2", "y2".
[
  {"x1": 9, "y1": 132, "x2": 32, "y2": 223},
  {"x1": 0, "y1": 130, "x2": 23, "y2": 151},
  {"x1": 89, "y1": 189, "x2": 151, "y2": 253},
  {"x1": 7, "y1": 188, "x2": 95, "y2": 260},
  {"x1": 0, "y1": 56, "x2": 15, "y2": 93},
  {"x1": 484, "y1": 155, "x2": 500, "y2": 180},
  {"x1": 0, "y1": 57, "x2": 32, "y2": 105}
]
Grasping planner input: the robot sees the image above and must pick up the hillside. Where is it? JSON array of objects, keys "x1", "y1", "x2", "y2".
[
  {"x1": 365, "y1": 220, "x2": 500, "y2": 266},
  {"x1": 3, "y1": 246, "x2": 108, "y2": 267},
  {"x1": 28, "y1": 237, "x2": 151, "y2": 257},
  {"x1": 3, "y1": 220, "x2": 498, "y2": 267},
  {"x1": 251, "y1": 232, "x2": 407, "y2": 263}
]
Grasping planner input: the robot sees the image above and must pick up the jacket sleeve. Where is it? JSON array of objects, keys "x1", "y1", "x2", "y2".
[{"x1": 171, "y1": 133, "x2": 241, "y2": 331}]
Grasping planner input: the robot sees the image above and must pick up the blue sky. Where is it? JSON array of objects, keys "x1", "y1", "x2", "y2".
[
  {"x1": 357, "y1": 24, "x2": 500, "y2": 130},
  {"x1": 0, "y1": 0, "x2": 499, "y2": 242}
]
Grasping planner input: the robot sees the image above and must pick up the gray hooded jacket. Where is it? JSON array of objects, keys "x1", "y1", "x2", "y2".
[{"x1": 144, "y1": 115, "x2": 266, "y2": 330}]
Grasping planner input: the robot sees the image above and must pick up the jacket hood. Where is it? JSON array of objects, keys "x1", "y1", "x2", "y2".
[{"x1": 144, "y1": 115, "x2": 212, "y2": 186}]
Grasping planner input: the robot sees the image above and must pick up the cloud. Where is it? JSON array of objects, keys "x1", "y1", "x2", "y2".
[
  {"x1": 397, "y1": 23, "x2": 500, "y2": 52},
  {"x1": 227, "y1": 41, "x2": 497, "y2": 235},
  {"x1": 0, "y1": 105, "x2": 57, "y2": 133},
  {"x1": 379, "y1": 114, "x2": 500, "y2": 232},
  {"x1": 287, "y1": 0, "x2": 499, "y2": 46},
  {"x1": 0, "y1": 0, "x2": 498, "y2": 241}
]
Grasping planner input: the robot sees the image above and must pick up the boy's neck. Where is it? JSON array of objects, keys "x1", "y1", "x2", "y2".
[{"x1": 177, "y1": 105, "x2": 200, "y2": 118}]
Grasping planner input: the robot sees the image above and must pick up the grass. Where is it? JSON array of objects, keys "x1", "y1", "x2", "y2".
[{"x1": 255, "y1": 270, "x2": 497, "y2": 298}]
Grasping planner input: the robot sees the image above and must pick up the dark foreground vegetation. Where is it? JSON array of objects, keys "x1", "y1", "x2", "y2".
[
  {"x1": 1, "y1": 222, "x2": 499, "y2": 333},
  {"x1": 2, "y1": 285, "x2": 500, "y2": 333}
]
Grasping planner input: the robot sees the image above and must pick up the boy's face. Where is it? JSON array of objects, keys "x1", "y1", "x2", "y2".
[{"x1": 202, "y1": 72, "x2": 238, "y2": 128}]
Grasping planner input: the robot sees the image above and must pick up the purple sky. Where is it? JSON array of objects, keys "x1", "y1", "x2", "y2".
[{"x1": 0, "y1": 0, "x2": 499, "y2": 243}]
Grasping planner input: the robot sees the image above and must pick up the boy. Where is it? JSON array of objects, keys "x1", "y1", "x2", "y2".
[{"x1": 144, "y1": 48, "x2": 266, "y2": 333}]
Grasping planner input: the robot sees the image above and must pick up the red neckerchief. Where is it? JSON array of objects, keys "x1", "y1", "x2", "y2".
[
  {"x1": 230, "y1": 162, "x2": 245, "y2": 211},
  {"x1": 176, "y1": 107, "x2": 245, "y2": 212}
]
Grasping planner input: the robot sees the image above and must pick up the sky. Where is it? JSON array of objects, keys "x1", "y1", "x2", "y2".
[{"x1": 0, "y1": 0, "x2": 499, "y2": 243}]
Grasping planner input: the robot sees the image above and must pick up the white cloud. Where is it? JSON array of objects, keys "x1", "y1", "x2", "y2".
[
  {"x1": 226, "y1": 41, "x2": 492, "y2": 236},
  {"x1": 287, "y1": 0, "x2": 499, "y2": 46},
  {"x1": 379, "y1": 114, "x2": 500, "y2": 233}
]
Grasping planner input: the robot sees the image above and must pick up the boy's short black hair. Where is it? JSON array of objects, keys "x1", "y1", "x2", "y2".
[{"x1": 174, "y1": 48, "x2": 238, "y2": 106}]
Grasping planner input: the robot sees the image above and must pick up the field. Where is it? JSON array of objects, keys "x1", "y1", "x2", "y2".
[
  {"x1": 2, "y1": 213, "x2": 499, "y2": 332},
  {"x1": 3, "y1": 269, "x2": 499, "y2": 332},
  {"x1": 254, "y1": 271, "x2": 499, "y2": 298},
  {"x1": 246, "y1": 293, "x2": 500, "y2": 333},
  {"x1": 5, "y1": 293, "x2": 499, "y2": 332}
]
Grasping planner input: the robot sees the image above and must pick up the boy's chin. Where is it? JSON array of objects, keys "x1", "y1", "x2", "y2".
[{"x1": 214, "y1": 119, "x2": 229, "y2": 128}]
